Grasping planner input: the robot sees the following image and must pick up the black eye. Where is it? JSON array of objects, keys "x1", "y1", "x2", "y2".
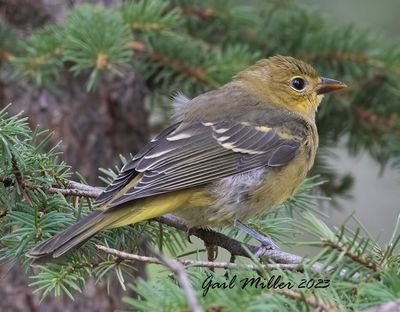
[{"x1": 290, "y1": 77, "x2": 305, "y2": 91}]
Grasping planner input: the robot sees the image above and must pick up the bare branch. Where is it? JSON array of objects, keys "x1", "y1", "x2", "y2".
[
  {"x1": 22, "y1": 180, "x2": 337, "y2": 274},
  {"x1": 154, "y1": 214, "x2": 328, "y2": 273},
  {"x1": 0, "y1": 176, "x2": 102, "y2": 198},
  {"x1": 47, "y1": 180, "x2": 102, "y2": 198},
  {"x1": 361, "y1": 300, "x2": 400, "y2": 312},
  {"x1": 95, "y1": 244, "x2": 307, "y2": 271},
  {"x1": 142, "y1": 241, "x2": 203, "y2": 312}
]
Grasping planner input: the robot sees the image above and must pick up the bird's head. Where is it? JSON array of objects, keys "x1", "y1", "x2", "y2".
[{"x1": 234, "y1": 55, "x2": 347, "y2": 119}]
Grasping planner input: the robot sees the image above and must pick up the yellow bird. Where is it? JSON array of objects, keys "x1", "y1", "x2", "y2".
[{"x1": 29, "y1": 56, "x2": 346, "y2": 259}]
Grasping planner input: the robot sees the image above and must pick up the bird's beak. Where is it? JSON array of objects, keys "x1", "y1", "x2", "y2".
[{"x1": 315, "y1": 77, "x2": 347, "y2": 95}]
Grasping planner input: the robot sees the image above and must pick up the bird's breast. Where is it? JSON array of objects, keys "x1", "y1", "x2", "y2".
[
  {"x1": 174, "y1": 142, "x2": 316, "y2": 227},
  {"x1": 250, "y1": 146, "x2": 312, "y2": 211}
]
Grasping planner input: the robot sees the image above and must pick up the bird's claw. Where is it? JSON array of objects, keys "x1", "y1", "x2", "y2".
[
  {"x1": 234, "y1": 219, "x2": 280, "y2": 257},
  {"x1": 256, "y1": 235, "x2": 280, "y2": 251},
  {"x1": 186, "y1": 227, "x2": 198, "y2": 244},
  {"x1": 254, "y1": 244, "x2": 275, "y2": 258}
]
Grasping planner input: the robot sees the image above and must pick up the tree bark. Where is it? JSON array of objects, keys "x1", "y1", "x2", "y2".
[
  {"x1": 3, "y1": 70, "x2": 149, "y2": 183},
  {"x1": 0, "y1": 0, "x2": 149, "y2": 310}
]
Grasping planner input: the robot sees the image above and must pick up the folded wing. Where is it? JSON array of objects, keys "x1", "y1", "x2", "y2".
[{"x1": 95, "y1": 119, "x2": 301, "y2": 209}]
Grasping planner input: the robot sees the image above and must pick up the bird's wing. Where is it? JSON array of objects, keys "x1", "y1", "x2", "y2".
[
  {"x1": 95, "y1": 119, "x2": 301, "y2": 209},
  {"x1": 94, "y1": 123, "x2": 180, "y2": 205}
]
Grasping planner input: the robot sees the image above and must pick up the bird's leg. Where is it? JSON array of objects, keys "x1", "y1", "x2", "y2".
[
  {"x1": 187, "y1": 226, "x2": 218, "y2": 268},
  {"x1": 205, "y1": 241, "x2": 218, "y2": 261},
  {"x1": 224, "y1": 254, "x2": 236, "y2": 279},
  {"x1": 234, "y1": 220, "x2": 279, "y2": 257},
  {"x1": 204, "y1": 241, "x2": 218, "y2": 272}
]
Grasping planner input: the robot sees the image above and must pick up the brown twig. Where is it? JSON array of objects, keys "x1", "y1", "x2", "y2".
[
  {"x1": 0, "y1": 178, "x2": 346, "y2": 274},
  {"x1": 38, "y1": 181, "x2": 330, "y2": 273},
  {"x1": 0, "y1": 176, "x2": 102, "y2": 198},
  {"x1": 127, "y1": 40, "x2": 219, "y2": 87},
  {"x1": 303, "y1": 51, "x2": 400, "y2": 74},
  {"x1": 335, "y1": 72, "x2": 388, "y2": 98},
  {"x1": 0, "y1": 48, "x2": 12, "y2": 62},
  {"x1": 95, "y1": 244, "x2": 307, "y2": 272},
  {"x1": 128, "y1": 22, "x2": 165, "y2": 31},
  {"x1": 352, "y1": 106, "x2": 397, "y2": 131},
  {"x1": 303, "y1": 52, "x2": 370, "y2": 64},
  {"x1": 280, "y1": 289, "x2": 339, "y2": 312},
  {"x1": 141, "y1": 241, "x2": 203, "y2": 312},
  {"x1": 323, "y1": 240, "x2": 381, "y2": 272},
  {"x1": 153, "y1": 213, "x2": 328, "y2": 272},
  {"x1": 46, "y1": 180, "x2": 101, "y2": 198},
  {"x1": 352, "y1": 73, "x2": 388, "y2": 90},
  {"x1": 11, "y1": 156, "x2": 34, "y2": 207},
  {"x1": 181, "y1": 6, "x2": 215, "y2": 19},
  {"x1": 97, "y1": 243, "x2": 341, "y2": 311}
]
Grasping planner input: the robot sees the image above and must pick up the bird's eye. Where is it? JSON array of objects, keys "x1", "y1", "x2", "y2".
[{"x1": 290, "y1": 77, "x2": 306, "y2": 91}]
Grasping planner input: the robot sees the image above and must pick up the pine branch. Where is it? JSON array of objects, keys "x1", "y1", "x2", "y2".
[
  {"x1": 303, "y1": 51, "x2": 400, "y2": 73},
  {"x1": 0, "y1": 177, "x2": 101, "y2": 198},
  {"x1": 361, "y1": 300, "x2": 400, "y2": 312},
  {"x1": 352, "y1": 106, "x2": 397, "y2": 131},
  {"x1": 323, "y1": 239, "x2": 382, "y2": 272},
  {"x1": 303, "y1": 51, "x2": 370, "y2": 64},
  {"x1": 154, "y1": 214, "x2": 335, "y2": 274},
  {"x1": 36, "y1": 180, "x2": 333, "y2": 273},
  {"x1": 0, "y1": 176, "x2": 331, "y2": 271},
  {"x1": 181, "y1": 5, "x2": 215, "y2": 19},
  {"x1": 12, "y1": 155, "x2": 33, "y2": 208},
  {"x1": 47, "y1": 181, "x2": 101, "y2": 198},
  {"x1": 142, "y1": 240, "x2": 203, "y2": 312},
  {"x1": 95, "y1": 244, "x2": 308, "y2": 272},
  {"x1": 127, "y1": 39, "x2": 218, "y2": 87},
  {"x1": 280, "y1": 289, "x2": 339, "y2": 312}
]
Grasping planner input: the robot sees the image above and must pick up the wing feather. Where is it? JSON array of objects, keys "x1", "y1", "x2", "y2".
[
  {"x1": 94, "y1": 123, "x2": 180, "y2": 205},
  {"x1": 97, "y1": 120, "x2": 301, "y2": 208}
]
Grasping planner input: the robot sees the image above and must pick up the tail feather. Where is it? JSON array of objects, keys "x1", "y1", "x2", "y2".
[
  {"x1": 28, "y1": 190, "x2": 192, "y2": 261},
  {"x1": 28, "y1": 210, "x2": 108, "y2": 260}
]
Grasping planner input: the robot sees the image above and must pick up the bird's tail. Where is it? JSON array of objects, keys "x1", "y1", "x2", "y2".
[
  {"x1": 28, "y1": 210, "x2": 112, "y2": 260},
  {"x1": 28, "y1": 189, "x2": 195, "y2": 260}
]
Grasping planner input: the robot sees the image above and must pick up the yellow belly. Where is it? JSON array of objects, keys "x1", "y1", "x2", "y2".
[
  {"x1": 105, "y1": 145, "x2": 314, "y2": 229},
  {"x1": 173, "y1": 147, "x2": 312, "y2": 227},
  {"x1": 248, "y1": 151, "x2": 309, "y2": 214}
]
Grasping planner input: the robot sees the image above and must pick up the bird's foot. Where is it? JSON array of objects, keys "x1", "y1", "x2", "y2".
[
  {"x1": 186, "y1": 226, "x2": 199, "y2": 244},
  {"x1": 234, "y1": 220, "x2": 279, "y2": 257},
  {"x1": 205, "y1": 242, "x2": 218, "y2": 262}
]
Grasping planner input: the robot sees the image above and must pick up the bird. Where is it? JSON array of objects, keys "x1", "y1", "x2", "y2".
[{"x1": 28, "y1": 56, "x2": 347, "y2": 259}]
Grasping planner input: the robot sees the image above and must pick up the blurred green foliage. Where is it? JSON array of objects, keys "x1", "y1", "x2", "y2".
[{"x1": 0, "y1": 0, "x2": 399, "y2": 310}]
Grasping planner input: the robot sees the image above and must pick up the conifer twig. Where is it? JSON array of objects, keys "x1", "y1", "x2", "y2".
[
  {"x1": 280, "y1": 289, "x2": 339, "y2": 312},
  {"x1": 12, "y1": 156, "x2": 33, "y2": 207},
  {"x1": 95, "y1": 244, "x2": 307, "y2": 271},
  {"x1": 181, "y1": 6, "x2": 215, "y2": 19},
  {"x1": 141, "y1": 241, "x2": 203, "y2": 312},
  {"x1": 127, "y1": 40, "x2": 218, "y2": 87},
  {"x1": 323, "y1": 240, "x2": 381, "y2": 272},
  {"x1": 43, "y1": 180, "x2": 328, "y2": 272},
  {"x1": 1, "y1": 179, "x2": 357, "y2": 276},
  {"x1": 1, "y1": 178, "x2": 358, "y2": 276}
]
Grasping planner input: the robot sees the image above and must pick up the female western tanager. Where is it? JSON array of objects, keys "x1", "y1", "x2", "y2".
[{"x1": 29, "y1": 56, "x2": 346, "y2": 259}]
